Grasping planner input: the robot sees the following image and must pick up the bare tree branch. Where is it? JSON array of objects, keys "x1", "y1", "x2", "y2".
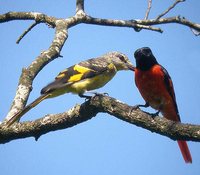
[
  {"x1": 1, "y1": 0, "x2": 200, "y2": 143},
  {"x1": 83, "y1": 15, "x2": 163, "y2": 33},
  {"x1": 4, "y1": 20, "x2": 68, "y2": 122},
  {"x1": 144, "y1": 0, "x2": 152, "y2": 20},
  {"x1": 156, "y1": 0, "x2": 185, "y2": 20},
  {"x1": 16, "y1": 21, "x2": 39, "y2": 44},
  {"x1": 0, "y1": 95, "x2": 200, "y2": 144},
  {"x1": 190, "y1": 28, "x2": 200, "y2": 36},
  {"x1": 0, "y1": 12, "x2": 56, "y2": 27},
  {"x1": 76, "y1": 0, "x2": 84, "y2": 13},
  {"x1": 1, "y1": 8, "x2": 200, "y2": 34},
  {"x1": 136, "y1": 16, "x2": 200, "y2": 33}
]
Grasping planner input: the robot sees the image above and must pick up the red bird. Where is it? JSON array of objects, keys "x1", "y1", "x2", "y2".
[{"x1": 134, "y1": 47, "x2": 192, "y2": 163}]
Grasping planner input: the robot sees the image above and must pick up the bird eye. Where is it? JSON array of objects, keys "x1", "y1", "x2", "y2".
[{"x1": 118, "y1": 55, "x2": 127, "y2": 63}]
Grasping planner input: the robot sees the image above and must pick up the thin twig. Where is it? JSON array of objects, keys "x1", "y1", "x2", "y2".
[
  {"x1": 16, "y1": 21, "x2": 38, "y2": 44},
  {"x1": 135, "y1": 23, "x2": 163, "y2": 33},
  {"x1": 190, "y1": 28, "x2": 200, "y2": 36},
  {"x1": 144, "y1": 0, "x2": 152, "y2": 20},
  {"x1": 137, "y1": 16, "x2": 200, "y2": 33},
  {"x1": 76, "y1": 0, "x2": 84, "y2": 13},
  {"x1": 156, "y1": 0, "x2": 185, "y2": 20}
]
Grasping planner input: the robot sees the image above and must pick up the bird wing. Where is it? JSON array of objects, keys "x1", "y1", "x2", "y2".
[
  {"x1": 41, "y1": 61, "x2": 113, "y2": 94},
  {"x1": 161, "y1": 65, "x2": 180, "y2": 121}
]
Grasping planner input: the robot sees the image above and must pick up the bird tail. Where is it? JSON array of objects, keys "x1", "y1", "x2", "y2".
[
  {"x1": 177, "y1": 140, "x2": 192, "y2": 163},
  {"x1": 5, "y1": 94, "x2": 50, "y2": 127}
]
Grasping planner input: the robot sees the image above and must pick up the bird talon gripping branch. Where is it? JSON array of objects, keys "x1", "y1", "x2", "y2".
[
  {"x1": 91, "y1": 92, "x2": 109, "y2": 97},
  {"x1": 79, "y1": 92, "x2": 108, "y2": 101},
  {"x1": 79, "y1": 93, "x2": 92, "y2": 100},
  {"x1": 150, "y1": 110, "x2": 160, "y2": 118},
  {"x1": 133, "y1": 102, "x2": 150, "y2": 109}
]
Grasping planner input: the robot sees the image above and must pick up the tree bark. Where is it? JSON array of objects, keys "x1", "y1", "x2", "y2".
[{"x1": 1, "y1": 95, "x2": 200, "y2": 144}]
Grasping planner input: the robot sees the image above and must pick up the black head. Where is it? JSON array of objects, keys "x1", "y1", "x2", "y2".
[{"x1": 134, "y1": 47, "x2": 158, "y2": 71}]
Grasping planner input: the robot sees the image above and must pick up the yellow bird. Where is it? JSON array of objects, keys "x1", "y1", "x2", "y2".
[{"x1": 6, "y1": 52, "x2": 135, "y2": 127}]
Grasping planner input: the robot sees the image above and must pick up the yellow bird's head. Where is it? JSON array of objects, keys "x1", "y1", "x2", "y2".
[{"x1": 106, "y1": 52, "x2": 135, "y2": 71}]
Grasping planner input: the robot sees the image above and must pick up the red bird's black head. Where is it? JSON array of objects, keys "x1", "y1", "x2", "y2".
[{"x1": 134, "y1": 47, "x2": 158, "y2": 71}]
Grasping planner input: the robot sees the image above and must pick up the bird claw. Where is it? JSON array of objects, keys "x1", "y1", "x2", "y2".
[
  {"x1": 79, "y1": 92, "x2": 109, "y2": 101},
  {"x1": 90, "y1": 92, "x2": 109, "y2": 97},
  {"x1": 102, "y1": 92, "x2": 109, "y2": 96},
  {"x1": 132, "y1": 105, "x2": 140, "y2": 110},
  {"x1": 147, "y1": 110, "x2": 160, "y2": 118},
  {"x1": 131, "y1": 103, "x2": 159, "y2": 118},
  {"x1": 132, "y1": 102, "x2": 149, "y2": 110},
  {"x1": 79, "y1": 94, "x2": 92, "y2": 100}
]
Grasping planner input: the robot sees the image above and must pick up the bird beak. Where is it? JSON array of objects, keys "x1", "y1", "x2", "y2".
[{"x1": 127, "y1": 64, "x2": 135, "y2": 71}]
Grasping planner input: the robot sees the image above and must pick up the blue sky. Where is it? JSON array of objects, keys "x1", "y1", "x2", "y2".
[{"x1": 0, "y1": 0, "x2": 200, "y2": 175}]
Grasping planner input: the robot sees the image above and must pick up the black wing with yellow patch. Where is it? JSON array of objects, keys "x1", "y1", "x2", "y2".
[{"x1": 41, "y1": 60, "x2": 111, "y2": 95}]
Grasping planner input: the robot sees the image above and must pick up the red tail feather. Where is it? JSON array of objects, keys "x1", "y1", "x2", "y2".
[{"x1": 177, "y1": 140, "x2": 192, "y2": 163}]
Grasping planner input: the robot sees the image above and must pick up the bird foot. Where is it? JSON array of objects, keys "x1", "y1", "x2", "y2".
[
  {"x1": 146, "y1": 110, "x2": 160, "y2": 118},
  {"x1": 132, "y1": 102, "x2": 149, "y2": 110},
  {"x1": 89, "y1": 91, "x2": 109, "y2": 97},
  {"x1": 79, "y1": 92, "x2": 109, "y2": 101},
  {"x1": 79, "y1": 94, "x2": 92, "y2": 100}
]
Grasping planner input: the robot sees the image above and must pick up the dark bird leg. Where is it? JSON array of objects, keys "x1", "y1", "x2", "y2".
[{"x1": 133, "y1": 102, "x2": 149, "y2": 110}]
